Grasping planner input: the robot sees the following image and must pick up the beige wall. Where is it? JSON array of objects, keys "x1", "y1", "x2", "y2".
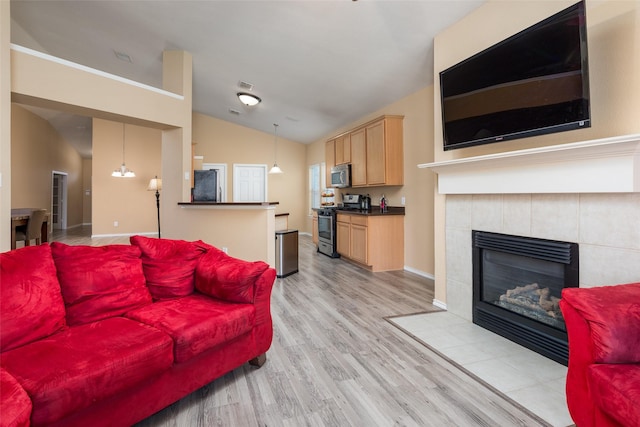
[
  {"x1": 10, "y1": 104, "x2": 84, "y2": 228},
  {"x1": 432, "y1": 0, "x2": 640, "y2": 304},
  {"x1": 82, "y1": 158, "x2": 92, "y2": 224},
  {"x1": 306, "y1": 86, "x2": 436, "y2": 276},
  {"x1": 192, "y1": 113, "x2": 307, "y2": 232},
  {"x1": 92, "y1": 118, "x2": 162, "y2": 236}
]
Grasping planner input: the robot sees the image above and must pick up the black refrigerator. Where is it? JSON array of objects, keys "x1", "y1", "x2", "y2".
[{"x1": 192, "y1": 170, "x2": 218, "y2": 202}]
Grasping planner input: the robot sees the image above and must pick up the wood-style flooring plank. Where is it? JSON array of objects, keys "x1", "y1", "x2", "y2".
[{"x1": 51, "y1": 228, "x2": 549, "y2": 426}]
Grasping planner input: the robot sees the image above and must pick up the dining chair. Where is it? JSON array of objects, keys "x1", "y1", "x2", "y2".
[{"x1": 15, "y1": 209, "x2": 47, "y2": 247}]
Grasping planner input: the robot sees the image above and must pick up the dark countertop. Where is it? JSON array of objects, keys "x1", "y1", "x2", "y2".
[
  {"x1": 336, "y1": 206, "x2": 405, "y2": 216},
  {"x1": 178, "y1": 202, "x2": 279, "y2": 206}
]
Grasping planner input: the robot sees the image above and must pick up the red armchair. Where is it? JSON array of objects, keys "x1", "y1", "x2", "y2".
[{"x1": 560, "y1": 282, "x2": 640, "y2": 427}]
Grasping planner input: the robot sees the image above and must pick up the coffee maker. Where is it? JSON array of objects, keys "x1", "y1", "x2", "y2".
[{"x1": 342, "y1": 194, "x2": 371, "y2": 211}]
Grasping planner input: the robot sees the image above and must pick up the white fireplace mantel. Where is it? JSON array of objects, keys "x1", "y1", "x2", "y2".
[{"x1": 419, "y1": 134, "x2": 640, "y2": 194}]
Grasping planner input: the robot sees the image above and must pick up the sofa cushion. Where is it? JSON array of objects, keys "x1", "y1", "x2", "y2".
[
  {"x1": 130, "y1": 235, "x2": 208, "y2": 300},
  {"x1": 0, "y1": 368, "x2": 32, "y2": 427},
  {"x1": 0, "y1": 245, "x2": 67, "y2": 352},
  {"x1": 51, "y1": 242, "x2": 152, "y2": 326},
  {"x1": 561, "y1": 282, "x2": 640, "y2": 363},
  {"x1": 126, "y1": 293, "x2": 255, "y2": 363},
  {"x1": 588, "y1": 364, "x2": 640, "y2": 427},
  {"x1": 0, "y1": 317, "x2": 173, "y2": 426},
  {"x1": 195, "y1": 246, "x2": 269, "y2": 304}
]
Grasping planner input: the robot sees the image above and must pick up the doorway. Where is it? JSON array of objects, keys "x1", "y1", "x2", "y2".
[
  {"x1": 233, "y1": 164, "x2": 267, "y2": 202},
  {"x1": 51, "y1": 171, "x2": 68, "y2": 230}
]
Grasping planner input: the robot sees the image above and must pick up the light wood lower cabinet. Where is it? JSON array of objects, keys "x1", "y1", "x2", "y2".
[
  {"x1": 336, "y1": 212, "x2": 403, "y2": 272},
  {"x1": 312, "y1": 212, "x2": 319, "y2": 245},
  {"x1": 336, "y1": 213, "x2": 350, "y2": 256}
]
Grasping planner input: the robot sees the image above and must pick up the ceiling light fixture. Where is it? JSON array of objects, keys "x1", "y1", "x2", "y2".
[
  {"x1": 237, "y1": 92, "x2": 261, "y2": 106},
  {"x1": 269, "y1": 123, "x2": 283, "y2": 174},
  {"x1": 112, "y1": 123, "x2": 135, "y2": 178}
]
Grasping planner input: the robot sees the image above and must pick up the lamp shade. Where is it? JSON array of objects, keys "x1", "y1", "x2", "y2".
[
  {"x1": 269, "y1": 164, "x2": 283, "y2": 174},
  {"x1": 147, "y1": 177, "x2": 162, "y2": 191}
]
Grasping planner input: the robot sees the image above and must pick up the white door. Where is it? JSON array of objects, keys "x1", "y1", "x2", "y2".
[
  {"x1": 233, "y1": 164, "x2": 267, "y2": 202},
  {"x1": 51, "y1": 171, "x2": 68, "y2": 230}
]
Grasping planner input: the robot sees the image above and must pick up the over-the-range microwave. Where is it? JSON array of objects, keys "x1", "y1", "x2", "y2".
[{"x1": 330, "y1": 164, "x2": 351, "y2": 188}]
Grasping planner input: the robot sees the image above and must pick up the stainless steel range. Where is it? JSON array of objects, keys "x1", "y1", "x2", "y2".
[{"x1": 317, "y1": 207, "x2": 339, "y2": 258}]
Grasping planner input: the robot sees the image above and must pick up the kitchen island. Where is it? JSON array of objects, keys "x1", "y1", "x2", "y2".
[{"x1": 177, "y1": 202, "x2": 279, "y2": 267}]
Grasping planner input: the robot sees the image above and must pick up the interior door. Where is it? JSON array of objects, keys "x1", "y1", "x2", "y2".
[{"x1": 233, "y1": 164, "x2": 267, "y2": 202}]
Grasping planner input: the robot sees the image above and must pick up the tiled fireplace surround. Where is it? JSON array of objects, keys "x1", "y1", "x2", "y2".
[{"x1": 422, "y1": 134, "x2": 640, "y2": 322}]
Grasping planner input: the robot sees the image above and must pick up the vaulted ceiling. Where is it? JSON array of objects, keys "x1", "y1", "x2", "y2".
[{"x1": 10, "y1": 0, "x2": 484, "y2": 157}]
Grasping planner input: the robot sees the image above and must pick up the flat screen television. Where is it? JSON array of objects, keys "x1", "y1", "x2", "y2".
[{"x1": 440, "y1": 1, "x2": 590, "y2": 151}]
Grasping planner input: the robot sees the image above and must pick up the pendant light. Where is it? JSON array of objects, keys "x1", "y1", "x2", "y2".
[
  {"x1": 269, "y1": 123, "x2": 283, "y2": 174},
  {"x1": 112, "y1": 123, "x2": 135, "y2": 178}
]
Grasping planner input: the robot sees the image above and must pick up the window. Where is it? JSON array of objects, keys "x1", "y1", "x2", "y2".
[{"x1": 309, "y1": 163, "x2": 323, "y2": 213}]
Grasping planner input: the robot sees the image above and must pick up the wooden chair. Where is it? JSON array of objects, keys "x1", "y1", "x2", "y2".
[{"x1": 15, "y1": 209, "x2": 47, "y2": 246}]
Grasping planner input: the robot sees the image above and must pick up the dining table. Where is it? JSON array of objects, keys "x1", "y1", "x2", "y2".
[{"x1": 10, "y1": 208, "x2": 51, "y2": 250}]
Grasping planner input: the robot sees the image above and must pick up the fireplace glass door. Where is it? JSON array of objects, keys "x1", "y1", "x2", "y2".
[
  {"x1": 472, "y1": 230, "x2": 578, "y2": 365},
  {"x1": 481, "y1": 250, "x2": 566, "y2": 331}
]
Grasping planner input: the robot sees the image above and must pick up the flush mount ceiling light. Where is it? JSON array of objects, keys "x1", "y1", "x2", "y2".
[
  {"x1": 112, "y1": 123, "x2": 135, "y2": 178},
  {"x1": 237, "y1": 92, "x2": 261, "y2": 106}
]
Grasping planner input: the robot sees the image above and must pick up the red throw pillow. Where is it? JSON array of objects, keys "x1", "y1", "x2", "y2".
[
  {"x1": 51, "y1": 242, "x2": 152, "y2": 326},
  {"x1": 0, "y1": 245, "x2": 67, "y2": 351},
  {"x1": 195, "y1": 246, "x2": 269, "y2": 304},
  {"x1": 130, "y1": 236, "x2": 208, "y2": 300}
]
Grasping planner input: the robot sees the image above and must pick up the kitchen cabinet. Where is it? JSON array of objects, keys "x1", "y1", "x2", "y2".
[
  {"x1": 325, "y1": 139, "x2": 335, "y2": 187},
  {"x1": 349, "y1": 215, "x2": 368, "y2": 264},
  {"x1": 335, "y1": 134, "x2": 351, "y2": 165},
  {"x1": 350, "y1": 128, "x2": 367, "y2": 186},
  {"x1": 336, "y1": 211, "x2": 404, "y2": 271},
  {"x1": 312, "y1": 211, "x2": 318, "y2": 245},
  {"x1": 327, "y1": 115, "x2": 403, "y2": 188},
  {"x1": 336, "y1": 214, "x2": 351, "y2": 256}
]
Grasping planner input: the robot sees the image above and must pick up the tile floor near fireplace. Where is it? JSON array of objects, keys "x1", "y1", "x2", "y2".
[{"x1": 391, "y1": 310, "x2": 573, "y2": 427}]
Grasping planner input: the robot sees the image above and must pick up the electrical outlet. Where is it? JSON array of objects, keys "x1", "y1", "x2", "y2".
[
  {"x1": 222, "y1": 247, "x2": 228, "y2": 254},
  {"x1": 114, "y1": 221, "x2": 119, "y2": 227},
  {"x1": 401, "y1": 196, "x2": 406, "y2": 205}
]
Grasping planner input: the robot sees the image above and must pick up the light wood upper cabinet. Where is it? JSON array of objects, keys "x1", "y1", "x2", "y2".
[
  {"x1": 325, "y1": 139, "x2": 336, "y2": 187},
  {"x1": 327, "y1": 115, "x2": 403, "y2": 188},
  {"x1": 364, "y1": 116, "x2": 403, "y2": 186},
  {"x1": 350, "y1": 128, "x2": 367, "y2": 187},
  {"x1": 335, "y1": 134, "x2": 351, "y2": 165}
]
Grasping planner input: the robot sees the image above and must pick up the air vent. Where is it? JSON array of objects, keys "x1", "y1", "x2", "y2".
[
  {"x1": 113, "y1": 50, "x2": 132, "y2": 63},
  {"x1": 238, "y1": 81, "x2": 254, "y2": 91},
  {"x1": 228, "y1": 108, "x2": 241, "y2": 115}
]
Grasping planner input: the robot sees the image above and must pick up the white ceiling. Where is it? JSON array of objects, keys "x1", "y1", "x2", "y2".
[{"x1": 10, "y1": 0, "x2": 484, "y2": 158}]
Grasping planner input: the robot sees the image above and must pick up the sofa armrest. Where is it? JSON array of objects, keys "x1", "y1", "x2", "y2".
[
  {"x1": 195, "y1": 246, "x2": 276, "y2": 306},
  {"x1": 561, "y1": 282, "x2": 640, "y2": 364}
]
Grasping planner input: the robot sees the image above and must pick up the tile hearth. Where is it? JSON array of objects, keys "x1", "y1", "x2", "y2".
[{"x1": 390, "y1": 311, "x2": 573, "y2": 427}]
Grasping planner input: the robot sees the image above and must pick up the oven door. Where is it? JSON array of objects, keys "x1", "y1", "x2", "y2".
[{"x1": 318, "y1": 214, "x2": 333, "y2": 243}]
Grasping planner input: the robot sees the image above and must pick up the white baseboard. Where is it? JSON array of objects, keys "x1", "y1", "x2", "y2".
[
  {"x1": 403, "y1": 266, "x2": 435, "y2": 280},
  {"x1": 432, "y1": 299, "x2": 447, "y2": 310},
  {"x1": 90, "y1": 232, "x2": 156, "y2": 239}
]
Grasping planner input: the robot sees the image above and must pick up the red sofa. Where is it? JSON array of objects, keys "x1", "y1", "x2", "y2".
[
  {"x1": 0, "y1": 236, "x2": 276, "y2": 427},
  {"x1": 560, "y1": 282, "x2": 640, "y2": 427}
]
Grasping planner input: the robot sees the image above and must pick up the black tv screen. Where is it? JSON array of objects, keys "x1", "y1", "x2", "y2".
[{"x1": 440, "y1": 1, "x2": 590, "y2": 151}]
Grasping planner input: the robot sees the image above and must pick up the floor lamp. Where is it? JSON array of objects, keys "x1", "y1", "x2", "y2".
[{"x1": 147, "y1": 176, "x2": 162, "y2": 238}]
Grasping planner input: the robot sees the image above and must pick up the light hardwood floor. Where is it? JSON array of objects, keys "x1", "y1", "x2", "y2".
[{"x1": 51, "y1": 227, "x2": 549, "y2": 426}]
